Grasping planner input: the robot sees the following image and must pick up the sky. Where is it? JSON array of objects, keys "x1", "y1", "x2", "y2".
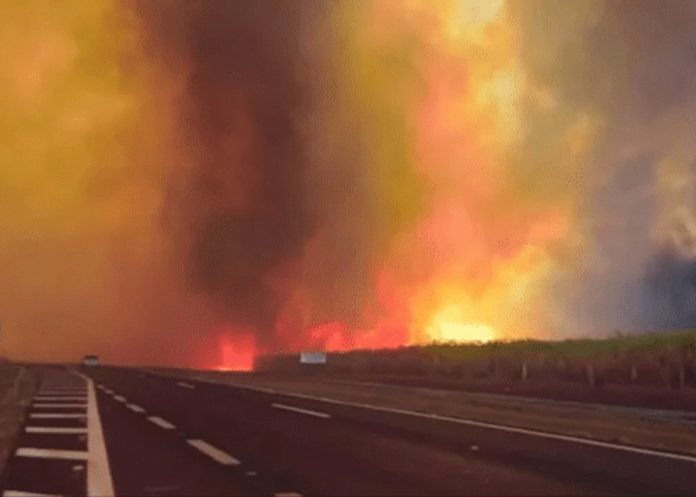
[{"x1": 1, "y1": 0, "x2": 695, "y2": 369}]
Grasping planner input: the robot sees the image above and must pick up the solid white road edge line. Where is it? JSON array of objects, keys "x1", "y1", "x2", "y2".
[
  {"x1": 186, "y1": 439, "x2": 240, "y2": 465},
  {"x1": 148, "y1": 416, "x2": 176, "y2": 430},
  {"x1": 16, "y1": 447, "x2": 87, "y2": 460},
  {"x1": 78, "y1": 374, "x2": 116, "y2": 497},
  {"x1": 271, "y1": 403, "x2": 331, "y2": 419}
]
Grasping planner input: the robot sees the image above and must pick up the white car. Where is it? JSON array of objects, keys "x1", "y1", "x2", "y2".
[{"x1": 82, "y1": 355, "x2": 99, "y2": 367}]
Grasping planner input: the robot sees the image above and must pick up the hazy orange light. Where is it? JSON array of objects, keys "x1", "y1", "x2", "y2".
[{"x1": 217, "y1": 333, "x2": 256, "y2": 371}]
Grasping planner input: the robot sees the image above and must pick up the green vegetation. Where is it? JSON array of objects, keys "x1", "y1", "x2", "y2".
[
  {"x1": 427, "y1": 330, "x2": 696, "y2": 359},
  {"x1": 258, "y1": 331, "x2": 696, "y2": 389}
]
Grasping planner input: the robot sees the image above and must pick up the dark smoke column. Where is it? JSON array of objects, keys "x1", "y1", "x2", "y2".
[{"x1": 140, "y1": 1, "x2": 318, "y2": 348}]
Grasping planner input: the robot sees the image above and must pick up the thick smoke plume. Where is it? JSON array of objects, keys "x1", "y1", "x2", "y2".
[
  {"x1": 2, "y1": 0, "x2": 696, "y2": 368},
  {"x1": 141, "y1": 1, "x2": 316, "y2": 339},
  {"x1": 646, "y1": 251, "x2": 696, "y2": 329}
]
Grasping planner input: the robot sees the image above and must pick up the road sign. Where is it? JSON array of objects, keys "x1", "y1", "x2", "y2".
[{"x1": 299, "y1": 351, "x2": 327, "y2": 364}]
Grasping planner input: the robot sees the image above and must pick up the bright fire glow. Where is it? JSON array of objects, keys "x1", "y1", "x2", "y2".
[
  {"x1": 272, "y1": 0, "x2": 577, "y2": 354},
  {"x1": 425, "y1": 304, "x2": 496, "y2": 342}
]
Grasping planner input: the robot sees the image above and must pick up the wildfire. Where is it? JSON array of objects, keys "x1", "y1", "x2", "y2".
[
  {"x1": 271, "y1": 0, "x2": 573, "y2": 355},
  {"x1": 425, "y1": 304, "x2": 496, "y2": 343},
  {"x1": 3, "y1": 0, "x2": 627, "y2": 367},
  {"x1": 198, "y1": 0, "x2": 582, "y2": 361},
  {"x1": 217, "y1": 333, "x2": 256, "y2": 372}
]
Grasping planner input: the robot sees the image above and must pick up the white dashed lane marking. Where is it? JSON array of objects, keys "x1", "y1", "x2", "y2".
[
  {"x1": 126, "y1": 403, "x2": 146, "y2": 414},
  {"x1": 16, "y1": 447, "x2": 87, "y2": 461},
  {"x1": 32, "y1": 403, "x2": 87, "y2": 409},
  {"x1": 186, "y1": 439, "x2": 240, "y2": 465},
  {"x1": 148, "y1": 416, "x2": 176, "y2": 430},
  {"x1": 177, "y1": 381, "x2": 196, "y2": 389},
  {"x1": 113, "y1": 395, "x2": 126, "y2": 403},
  {"x1": 271, "y1": 403, "x2": 331, "y2": 419}
]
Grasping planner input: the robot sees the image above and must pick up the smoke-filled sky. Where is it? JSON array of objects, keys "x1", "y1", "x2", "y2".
[{"x1": 1, "y1": 0, "x2": 695, "y2": 368}]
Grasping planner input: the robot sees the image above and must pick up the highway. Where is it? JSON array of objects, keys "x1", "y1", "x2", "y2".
[{"x1": 3, "y1": 366, "x2": 696, "y2": 496}]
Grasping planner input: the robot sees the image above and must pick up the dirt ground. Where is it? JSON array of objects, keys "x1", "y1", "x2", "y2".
[
  {"x1": 162, "y1": 369, "x2": 696, "y2": 457},
  {"x1": 0, "y1": 364, "x2": 39, "y2": 476}
]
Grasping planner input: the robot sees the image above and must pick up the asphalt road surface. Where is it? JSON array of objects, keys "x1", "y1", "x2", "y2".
[{"x1": 3, "y1": 366, "x2": 696, "y2": 496}]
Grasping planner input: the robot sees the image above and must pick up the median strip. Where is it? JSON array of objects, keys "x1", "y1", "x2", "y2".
[
  {"x1": 271, "y1": 403, "x2": 331, "y2": 419},
  {"x1": 187, "y1": 439, "x2": 240, "y2": 465}
]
